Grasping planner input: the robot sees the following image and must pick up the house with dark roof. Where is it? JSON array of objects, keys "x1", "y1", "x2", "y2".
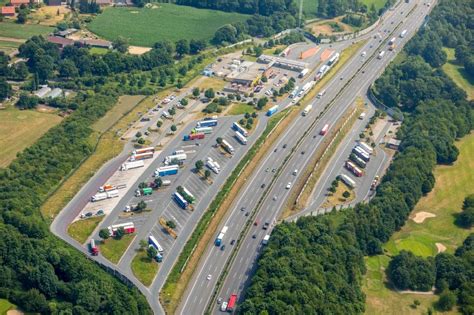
[
  {"x1": 1, "y1": 6, "x2": 15, "y2": 16},
  {"x1": 47, "y1": 36, "x2": 74, "y2": 48},
  {"x1": 78, "y1": 38, "x2": 112, "y2": 49}
]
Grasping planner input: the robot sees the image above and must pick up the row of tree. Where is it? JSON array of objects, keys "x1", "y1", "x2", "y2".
[
  {"x1": 239, "y1": 0, "x2": 473, "y2": 313},
  {"x1": 388, "y1": 233, "x2": 474, "y2": 313}
]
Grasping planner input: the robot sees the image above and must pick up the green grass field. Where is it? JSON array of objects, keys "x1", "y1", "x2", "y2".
[
  {"x1": 361, "y1": 0, "x2": 388, "y2": 10},
  {"x1": 92, "y1": 95, "x2": 145, "y2": 133},
  {"x1": 67, "y1": 216, "x2": 103, "y2": 244},
  {"x1": 442, "y1": 48, "x2": 473, "y2": 100},
  {"x1": 100, "y1": 234, "x2": 135, "y2": 264},
  {"x1": 364, "y1": 133, "x2": 474, "y2": 314},
  {"x1": 304, "y1": 0, "x2": 388, "y2": 16},
  {"x1": 0, "y1": 299, "x2": 16, "y2": 315},
  {"x1": 0, "y1": 21, "x2": 53, "y2": 39},
  {"x1": 131, "y1": 249, "x2": 159, "y2": 286},
  {"x1": 0, "y1": 107, "x2": 62, "y2": 168},
  {"x1": 227, "y1": 103, "x2": 255, "y2": 116},
  {"x1": 88, "y1": 4, "x2": 250, "y2": 47}
]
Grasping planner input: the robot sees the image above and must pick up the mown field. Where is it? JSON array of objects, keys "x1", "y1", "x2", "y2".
[
  {"x1": 304, "y1": 0, "x2": 388, "y2": 17},
  {"x1": 0, "y1": 20, "x2": 53, "y2": 39},
  {"x1": 442, "y1": 48, "x2": 473, "y2": 100},
  {"x1": 0, "y1": 107, "x2": 62, "y2": 168},
  {"x1": 88, "y1": 4, "x2": 250, "y2": 47},
  {"x1": 364, "y1": 133, "x2": 474, "y2": 315}
]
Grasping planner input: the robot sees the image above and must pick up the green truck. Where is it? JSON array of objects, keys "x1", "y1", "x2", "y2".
[{"x1": 135, "y1": 187, "x2": 153, "y2": 197}]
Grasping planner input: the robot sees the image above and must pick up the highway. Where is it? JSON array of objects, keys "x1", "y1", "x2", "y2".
[{"x1": 178, "y1": 1, "x2": 433, "y2": 313}]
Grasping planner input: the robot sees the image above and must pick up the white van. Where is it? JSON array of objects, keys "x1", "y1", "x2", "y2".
[
  {"x1": 220, "y1": 301, "x2": 228, "y2": 312},
  {"x1": 317, "y1": 90, "x2": 326, "y2": 98}
]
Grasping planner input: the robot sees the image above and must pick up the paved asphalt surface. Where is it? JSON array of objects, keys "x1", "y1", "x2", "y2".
[{"x1": 177, "y1": 1, "x2": 435, "y2": 314}]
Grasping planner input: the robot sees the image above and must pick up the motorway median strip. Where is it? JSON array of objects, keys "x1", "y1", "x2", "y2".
[{"x1": 160, "y1": 108, "x2": 296, "y2": 314}]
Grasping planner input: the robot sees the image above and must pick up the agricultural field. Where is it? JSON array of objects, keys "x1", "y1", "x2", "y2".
[
  {"x1": 0, "y1": 106, "x2": 62, "y2": 168},
  {"x1": 364, "y1": 133, "x2": 474, "y2": 315},
  {"x1": 0, "y1": 20, "x2": 53, "y2": 39},
  {"x1": 303, "y1": 0, "x2": 388, "y2": 17},
  {"x1": 0, "y1": 40, "x2": 21, "y2": 55},
  {"x1": 87, "y1": 4, "x2": 250, "y2": 47},
  {"x1": 361, "y1": 0, "x2": 387, "y2": 10},
  {"x1": 442, "y1": 48, "x2": 473, "y2": 100}
]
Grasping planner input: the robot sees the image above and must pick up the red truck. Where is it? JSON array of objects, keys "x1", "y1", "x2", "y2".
[
  {"x1": 90, "y1": 239, "x2": 99, "y2": 256},
  {"x1": 345, "y1": 161, "x2": 363, "y2": 177},
  {"x1": 320, "y1": 124, "x2": 329, "y2": 135},
  {"x1": 108, "y1": 222, "x2": 136, "y2": 236},
  {"x1": 227, "y1": 294, "x2": 237, "y2": 312},
  {"x1": 183, "y1": 133, "x2": 205, "y2": 141}
]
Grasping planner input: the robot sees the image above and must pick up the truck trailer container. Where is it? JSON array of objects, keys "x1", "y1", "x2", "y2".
[
  {"x1": 289, "y1": 86, "x2": 299, "y2": 98},
  {"x1": 350, "y1": 153, "x2": 367, "y2": 169},
  {"x1": 106, "y1": 189, "x2": 119, "y2": 198},
  {"x1": 298, "y1": 68, "x2": 309, "y2": 78},
  {"x1": 155, "y1": 165, "x2": 179, "y2": 177},
  {"x1": 232, "y1": 122, "x2": 248, "y2": 137},
  {"x1": 108, "y1": 222, "x2": 135, "y2": 236},
  {"x1": 192, "y1": 127, "x2": 213, "y2": 134},
  {"x1": 174, "y1": 192, "x2": 188, "y2": 209},
  {"x1": 132, "y1": 147, "x2": 155, "y2": 155},
  {"x1": 161, "y1": 179, "x2": 171, "y2": 186},
  {"x1": 302, "y1": 104, "x2": 313, "y2": 116},
  {"x1": 266, "y1": 105, "x2": 279, "y2": 116},
  {"x1": 320, "y1": 124, "x2": 329, "y2": 135},
  {"x1": 90, "y1": 239, "x2": 99, "y2": 256},
  {"x1": 91, "y1": 192, "x2": 108, "y2": 202},
  {"x1": 327, "y1": 52, "x2": 340, "y2": 66},
  {"x1": 180, "y1": 186, "x2": 195, "y2": 203},
  {"x1": 197, "y1": 119, "x2": 218, "y2": 128},
  {"x1": 148, "y1": 235, "x2": 164, "y2": 253},
  {"x1": 339, "y1": 174, "x2": 356, "y2": 189},
  {"x1": 235, "y1": 131, "x2": 247, "y2": 145},
  {"x1": 164, "y1": 153, "x2": 187, "y2": 165},
  {"x1": 215, "y1": 226, "x2": 229, "y2": 246},
  {"x1": 345, "y1": 161, "x2": 363, "y2": 177},
  {"x1": 130, "y1": 152, "x2": 154, "y2": 161},
  {"x1": 183, "y1": 133, "x2": 205, "y2": 141},
  {"x1": 221, "y1": 139, "x2": 235, "y2": 154},
  {"x1": 358, "y1": 141, "x2": 373, "y2": 155},
  {"x1": 120, "y1": 160, "x2": 145, "y2": 171},
  {"x1": 353, "y1": 146, "x2": 370, "y2": 162},
  {"x1": 206, "y1": 157, "x2": 220, "y2": 174}
]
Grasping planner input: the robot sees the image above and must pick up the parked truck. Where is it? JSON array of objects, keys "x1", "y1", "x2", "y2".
[
  {"x1": 135, "y1": 187, "x2": 152, "y2": 197},
  {"x1": 173, "y1": 192, "x2": 188, "y2": 209},
  {"x1": 155, "y1": 165, "x2": 179, "y2": 177},
  {"x1": 358, "y1": 141, "x2": 373, "y2": 155},
  {"x1": 108, "y1": 222, "x2": 135, "y2": 236},
  {"x1": 350, "y1": 153, "x2": 367, "y2": 169},
  {"x1": 353, "y1": 146, "x2": 370, "y2": 162},
  {"x1": 130, "y1": 152, "x2": 154, "y2": 161},
  {"x1": 339, "y1": 174, "x2": 356, "y2": 189},
  {"x1": 215, "y1": 226, "x2": 229, "y2": 246},
  {"x1": 164, "y1": 153, "x2": 187, "y2": 165},
  {"x1": 148, "y1": 235, "x2": 164, "y2": 253},
  {"x1": 235, "y1": 131, "x2": 247, "y2": 145},
  {"x1": 302, "y1": 104, "x2": 313, "y2": 116},
  {"x1": 192, "y1": 127, "x2": 213, "y2": 134},
  {"x1": 206, "y1": 157, "x2": 220, "y2": 174},
  {"x1": 120, "y1": 160, "x2": 145, "y2": 171},
  {"x1": 345, "y1": 160, "x2": 363, "y2": 177},
  {"x1": 266, "y1": 105, "x2": 279, "y2": 116},
  {"x1": 183, "y1": 133, "x2": 205, "y2": 141},
  {"x1": 91, "y1": 189, "x2": 118, "y2": 202},
  {"x1": 132, "y1": 147, "x2": 155, "y2": 155},
  {"x1": 232, "y1": 122, "x2": 248, "y2": 137},
  {"x1": 89, "y1": 239, "x2": 99, "y2": 256},
  {"x1": 221, "y1": 139, "x2": 235, "y2": 154},
  {"x1": 197, "y1": 119, "x2": 218, "y2": 128},
  {"x1": 327, "y1": 52, "x2": 340, "y2": 66}
]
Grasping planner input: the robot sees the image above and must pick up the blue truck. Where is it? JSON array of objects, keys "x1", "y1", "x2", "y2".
[
  {"x1": 174, "y1": 192, "x2": 188, "y2": 209},
  {"x1": 197, "y1": 119, "x2": 218, "y2": 128},
  {"x1": 155, "y1": 165, "x2": 179, "y2": 177},
  {"x1": 266, "y1": 105, "x2": 279, "y2": 117}
]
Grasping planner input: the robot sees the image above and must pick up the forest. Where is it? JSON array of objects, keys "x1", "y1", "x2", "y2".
[{"x1": 239, "y1": 0, "x2": 473, "y2": 313}]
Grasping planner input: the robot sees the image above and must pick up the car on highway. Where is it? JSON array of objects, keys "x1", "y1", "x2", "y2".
[
  {"x1": 220, "y1": 301, "x2": 228, "y2": 312},
  {"x1": 286, "y1": 182, "x2": 292, "y2": 189},
  {"x1": 273, "y1": 195, "x2": 277, "y2": 200},
  {"x1": 361, "y1": 51, "x2": 367, "y2": 57},
  {"x1": 217, "y1": 297, "x2": 223, "y2": 304},
  {"x1": 272, "y1": 168, "x2": 276, "y2": 173},
  {"x1": 252, "y1": 234, "x2": 257, "y2": 239},
  {"x1": 293, "y1": 169, "x2": 298, "y2": 175},
  {"x1": 254, "y1": 219, "x2": 259, "y2": 226},
  {"x1": 230, "y1": 239, "x2": 236, "y2": 245},
  {"x1": 263, "y1": 222, "x2": 270, "y2": 230},
  {"x1": 261, "y1": 183, "x2": 266, "y2": 189},
  {"x1": 240, "y1": 207, "x2": 246, "y2": 211},
  {"x1": 301, "y1": 151, "x2": 305, "y2": 155},
  {"x1": 207, "y1": 274, "x2": 212, "y2": 280},
  {"x1": 221, "y1": 245, "x2": 225, "y2": 251},
  {"x1": 283, "y1": 144, "x2": 287, "y2": 148},
  {"x1": 245, "y1": 212, "x2": 250, "y2": 217}
]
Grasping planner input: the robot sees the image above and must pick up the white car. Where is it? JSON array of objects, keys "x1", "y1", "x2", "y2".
[
  {"x1": 220, "y1": 301, "x2": 228, "y2": 312},
  {"x1": 286, "y1": 182, "x2": 292, "y2": 189},
  {"x1": 293, "y1": 169, "x2": 298, "y2": 176},
  {"x1": 206, "y1": 274, "x2": 212, "y2": 281},
  {"x1": 361, "y1": 51, "x2": 367, "y2": 57}
]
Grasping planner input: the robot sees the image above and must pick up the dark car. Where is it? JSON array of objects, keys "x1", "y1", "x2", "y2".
[
  {"x1": 283, "y1": 144, "x2": 287, "y2": 148},
  {"x1": 261, "y1": 183, "x2": 266, "y2": 189},
  {"x1": 221, "y1": 245, "x2": 225, "y2": 251},
  {"x1": 241, "y1": 207, "x2": 246, "y2": 211},
  {"x1": 263, "y1": 222, "x2": 270, "y2": 230},
  {"x1": 230, "y1": 240, "x2": 236, "y2": 245},
  {"x1": 252, "y1": 234, "x2": 257, "y2": 239},
  {"x1": 245, "y1": 212, "x2": 250, "y2": 217}
]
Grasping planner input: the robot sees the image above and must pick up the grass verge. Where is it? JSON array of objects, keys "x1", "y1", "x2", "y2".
[
  {"x1": 321, "y1": 182, "x2": 355, "y2": 208},
  {"x1": 0, "y1": 298, "x2": 16, "y2": 315},
  {"x1": 160, "y1": 107, "x2": 297, "y2": 314},
  {"x1": 67, "y1": 217, "x2": 103, "y2": 244},
  {"x1": 100, "y1": 234, "x2": 135, "y2": 264},
  {"x1": 0, "y1": 106, "x2": 62, "y2": 168},
  {"x1": 226, "y1": 103, "x2": 256, "y2": 116},
  {"x1": 131, "y1": 249, "x2": 159, "y2": 287},
  {"x1": 442, "y1": 47, "x2": 473, "y2": 100},
  {"x1": 363, "y1": 132, "x2": 474, "y2": 314}
]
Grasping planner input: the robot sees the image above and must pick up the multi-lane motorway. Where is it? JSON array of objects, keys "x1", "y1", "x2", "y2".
[{"x1": 179, "y1": 1, "x2": 434, "y2": 313}]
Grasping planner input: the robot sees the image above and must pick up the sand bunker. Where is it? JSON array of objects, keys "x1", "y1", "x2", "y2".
[
  {"x1": 436, "y1": 243, "x2": 447, "y2": 253},
  {"x1": 412, "y1": 211, "x2": 436, "y2": 223}
]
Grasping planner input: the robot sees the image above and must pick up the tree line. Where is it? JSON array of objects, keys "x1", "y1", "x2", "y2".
[{"x1": 239, "y1": 0, "x2": 473, "y2": 313}]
